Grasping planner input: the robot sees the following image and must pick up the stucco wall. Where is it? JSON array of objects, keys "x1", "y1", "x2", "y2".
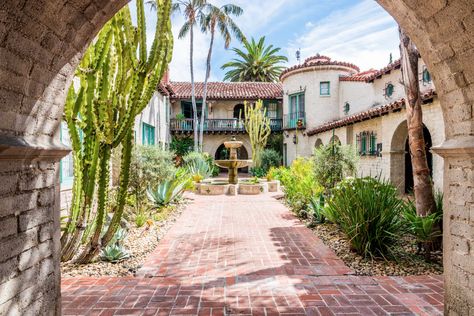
[
  {"x1": 134, "y1": 92, "x2": 170, "y2": 148},
  {"x1": 284, "y1": 100, "x2": 444, "y2": 193}
]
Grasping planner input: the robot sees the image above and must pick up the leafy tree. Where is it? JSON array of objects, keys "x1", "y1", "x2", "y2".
[
  {"x1": 221, "y1": 37, "x2": 288, "y2": 82},
  {"x1": 198, "y1": 3, "x2": 245, "y2": 149}
]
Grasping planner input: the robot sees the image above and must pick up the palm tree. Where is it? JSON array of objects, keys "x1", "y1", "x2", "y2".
[
  {"x1": 221, "y1": 37, "x2": 288, "y2": 82},
  {"x1": 198, "y1": 3, "x2": 245, "y2": 148},
  {"x1": 172, "y1": 0, "x2": 208, "y2": 151},
  {"x1": 399, "y1": 27, "x2": 436, "y2": 216}
]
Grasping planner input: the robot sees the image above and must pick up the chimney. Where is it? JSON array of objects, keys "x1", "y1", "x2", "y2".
[{"x1": 162, "y1": 68, "x2": 170, "y2": 84}]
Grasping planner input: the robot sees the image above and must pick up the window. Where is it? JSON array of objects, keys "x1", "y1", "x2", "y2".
[
  {"x1": 384, "y1": 83, "x2": 394, "y2": 98},
  {"x1": 356, "y1": 131, "x2": 377, "y2": 156},
  {"x1": 264, "y1": 100, "x2": 278, "y2": 119},
  {"x1": 320, "y1": 81, "x2": 330, "y2": 96},
  {"x1": 288, "y1": 93, "x2": 305, "y2": 128},
  {"x1": 60, "y1": 122, "x2": 74, "y2": 188},
  {"x1": 343, "y1": 102, "x2": 350, "y2": 115},
  {"x1": 422, "y1": 68, "x2": 431, "y2": 84},
  {"x1": 181, "y1": 101, "x2": 204, "y2": 119},
  {"x1": 142, "y1": 123, "x2": 155, "y2": 146}
]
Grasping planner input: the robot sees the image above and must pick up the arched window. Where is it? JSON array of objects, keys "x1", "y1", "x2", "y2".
[
  {"x1": 343, "y1": 102, "x2": 350, "y2": 115},
  {"x1": 384, "y1": 83, "x2": 394, "y2": 98},
  {"x1": 315, "y1": 139, "x2": 323, "y2": 148},
  {"x1": 422, "y1": 68, "x2": 431, "y2": 84},
  {"x1": 233, "y1": 104, "x2": 245, "y2": 119}
]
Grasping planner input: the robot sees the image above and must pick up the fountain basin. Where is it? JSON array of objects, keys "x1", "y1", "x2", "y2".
[{"x1": 214, "y1": 159, "x2": 252, "y2": 169}]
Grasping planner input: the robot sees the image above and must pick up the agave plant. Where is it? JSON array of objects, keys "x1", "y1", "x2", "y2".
[
  {"x1": 147, "y1": 172, "x2": 191, "y2": 208},
  {"x1": 101, "y1": 244, "x2": 131, "y2": 263},
  {"x1": 403, "y1": 200, "x2": 442, "y2": 258},
  {"x1": 185, "y1": 158, "x2": 211, "y2": 182},
  {"x1": 308, "y1": 195, "x2": 325, "y2": 226}
]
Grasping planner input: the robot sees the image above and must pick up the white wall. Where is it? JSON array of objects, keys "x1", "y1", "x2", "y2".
[{"x1": 135, "y1": 91, "x2": 170, "y2": 148}]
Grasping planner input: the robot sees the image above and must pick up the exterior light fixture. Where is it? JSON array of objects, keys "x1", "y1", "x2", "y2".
[{"x1": 293, "y1": 134, "x2": 297, "y2": 144}]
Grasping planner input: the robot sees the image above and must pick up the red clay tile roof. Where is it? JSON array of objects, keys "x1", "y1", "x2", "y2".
[
  {"x1": 280, "y1": 54, "x2": 360, "y2": 80},
  {"x1": 167, "y1": 82, "x2": 283, "y2": 100},
  {"x1": 306, "y1": 89, "x2": 436, "y2": 136},
  {"x1": 339, "y1": 59, "x2": 401, "y2": 83}
]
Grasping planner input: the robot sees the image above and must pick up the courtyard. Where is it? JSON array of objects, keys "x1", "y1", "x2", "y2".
[{"x1": 62, "y1": 192, "x2": 443, "y2": 315}]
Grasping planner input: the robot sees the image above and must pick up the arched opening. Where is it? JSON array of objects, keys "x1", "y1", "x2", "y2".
[
  {"x1": 233, "y1": 104, "x2": 245, "y2": 119},
  {"x1": 215, "y1": 143, "x2": 249, "y2": 173},
  {"x1": 404, "y1": 125, "x2": 433, "y2": 193},
  {"x1": 0, "y1": 0, "x2": 473, "y2": 314},
  {"x1": 315, "y1": 138, "x2": 323, "y2": 148},
  {"x1": 391, "y1": 121, "x2": 434, "y2": 194}
]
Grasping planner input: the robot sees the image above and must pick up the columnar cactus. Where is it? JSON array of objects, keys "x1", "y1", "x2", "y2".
[
  {"x1": 243, "y1": 100, "x2": 271, "y2": 168},
  {"x1": 60, "y1": 0, "x2": 173, "y2": 263}
]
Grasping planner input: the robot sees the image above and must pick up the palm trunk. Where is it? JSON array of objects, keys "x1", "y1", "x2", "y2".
[
  {"x1": 190, "y1": 25, "x2": 199, "y2": 151},
  {"x1": 199, "y1": 28, "x2": 215, "y2": 150},
  {"x1": 399, "y1": 27, "x2": 436, "y2": 216}
]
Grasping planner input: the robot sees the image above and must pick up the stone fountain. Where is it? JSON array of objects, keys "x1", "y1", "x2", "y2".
[{"x1": 214, "y1": 137, "x2": 252, "y2": 184}]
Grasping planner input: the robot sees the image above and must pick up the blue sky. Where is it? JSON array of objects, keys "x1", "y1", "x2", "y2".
[{"x1": 133, "y1": 0, "x2": 400, "y2": 81}]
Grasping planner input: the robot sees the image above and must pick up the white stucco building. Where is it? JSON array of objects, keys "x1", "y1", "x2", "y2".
[{"x1": 280, "y1": 54, "x2": 443, "y2": 193}]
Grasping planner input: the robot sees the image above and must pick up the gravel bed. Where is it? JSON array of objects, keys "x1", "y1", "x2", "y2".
[
  {"x1": 309, "y1": 221, "x2": 443, "y2": 276},
  {"x1": 61, "y1": 201, "x2": 186, "y2": 277}
]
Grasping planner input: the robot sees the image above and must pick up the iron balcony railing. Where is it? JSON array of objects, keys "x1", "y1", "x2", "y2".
[
  {"x1": 283, "y1": 111, "x2": 306, "y2": 129},
  {"x1": 170, "y1": 118, "x2": 283, "y2": 132}
]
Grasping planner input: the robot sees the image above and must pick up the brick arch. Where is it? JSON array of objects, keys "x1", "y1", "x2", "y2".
[{"x1": 0, "y1": 0, "x2": 473, "y2": 315}]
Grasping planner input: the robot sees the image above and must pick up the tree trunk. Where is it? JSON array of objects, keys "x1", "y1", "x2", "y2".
[
  {"x1": 200, "y1": 28, "x2": 215, "y2": 151},
  {"x1": 399, "y1": 27, "x2": 436, "y2": 216},
  {"x1": 190, "y1": 26, "x2": 199, "y2": 152}
]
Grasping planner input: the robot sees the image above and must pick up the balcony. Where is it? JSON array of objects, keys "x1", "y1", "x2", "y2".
[
  {"x1": 170, "y1": 118, "x2": 283, "y2": 133},
  {"x1": 283, "y1": 112, "x2": 306, "y2": 129}
]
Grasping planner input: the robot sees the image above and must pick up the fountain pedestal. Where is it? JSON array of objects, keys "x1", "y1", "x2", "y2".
[{"x1": 215, "y1": 138, "x2": 252, "y2": 185}]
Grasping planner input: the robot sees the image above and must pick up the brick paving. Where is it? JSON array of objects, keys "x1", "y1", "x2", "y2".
[{"x1": 62, "y1": 193, "x2": 444, "y2": 315}]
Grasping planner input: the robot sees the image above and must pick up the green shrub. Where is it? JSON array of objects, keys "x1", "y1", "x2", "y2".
[
  {"x1": 260, "y1": 149, "x2": 282, "y2": 172},
  {"x1": 281, "y1": 158, "x2": 323, "y2": 212},
  {"x1": 128, "y1": 146, "x2": 176, "y2": 214},
  {"x1": 266, "y1": 133, "x2": 283, "y2": 155},
  {"x1": 324, "y1": 177, "x2": 405, "y2": 259},
  {"x1": 313, "y1": 142, "x2": 358, "y2": 193},
  {"x1": 170, "y1": 136, "x2": 193, "y2": 158},
  {"x1": 403, "y1": 201, "x2": 441, "y2": 257},
  {"x1": 250, "y1": 167, "x2": 266, "y2": 178},
  {"x1": 266, "y1": 166, "x2": 289, "y2": 183}
]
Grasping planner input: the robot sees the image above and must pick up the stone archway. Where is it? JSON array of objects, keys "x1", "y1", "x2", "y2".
[
  {"x1": 0, "y1": 1, "x2": 473, "y2": 314},
  {"x1": 390, "y1": 121, "x2": 433, "y2": 194}
]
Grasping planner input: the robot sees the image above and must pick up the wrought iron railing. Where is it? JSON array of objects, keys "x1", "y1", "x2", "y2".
[
  {"x1": 170, "y1": 118, "x2": 283, "y2": 132},
  {"x1": 283, "y1": 112, "x2": 306, "y2": 129}
]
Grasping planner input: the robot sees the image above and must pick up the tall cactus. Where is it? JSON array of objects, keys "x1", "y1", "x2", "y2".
[
  {"x1": 60, "y1": 0, "x2": 173, "y2": 263},
  {"x1": 243, "y1": 100, "x2": 271, "y2": 168}
]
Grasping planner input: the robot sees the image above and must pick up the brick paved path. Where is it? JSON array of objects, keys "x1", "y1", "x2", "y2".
[{"x1": 62, "y1": 193, "x2": 444, "y2": 315}]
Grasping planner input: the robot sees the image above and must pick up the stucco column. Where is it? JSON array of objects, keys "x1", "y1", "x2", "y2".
[
  {"x1": 432, "y1": 136, "x2": 474, "y2": 315},
  {"x1": 0, "y1": 135, "x2": 69, "y2": 315}
]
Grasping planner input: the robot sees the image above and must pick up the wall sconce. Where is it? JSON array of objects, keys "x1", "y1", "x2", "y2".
[
  {"x1": 284, "y1": 132, "x2": 289, "y2": 138},
  {"x1": 293, "y1": 134, "x2": 298, "y2": 144}
]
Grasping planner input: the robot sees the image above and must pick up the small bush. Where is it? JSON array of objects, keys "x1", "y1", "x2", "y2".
[
  {"x1": 170, "y1": 136, "x2": 193, "y2": 159},
  {"x1": 313, "y1": 142, "x2": 358, "y2": 193},
  {"x1": 281, "y1": 158, "x2": 322, "y2": 212},
  {"x1": 128, "y1": 146, "x2": 176, "y2": 214},
  {"x1": 250, "y1": 167, "x2": 266, "y2": 178},
  {"x1": 260, "y1": 149, "x2": 282, "y2": 173},
  {"x1": 308, "y1": 195, "x2": 325, "y2": 226},
  {"x1": 266, "y1": 166, "x2": 289, "y2": 183},
  {"x1": 324, "y1": 177, "x2": 405, "y2": 259}
]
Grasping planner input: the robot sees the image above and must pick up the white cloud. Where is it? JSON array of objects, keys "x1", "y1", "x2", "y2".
[{"x1": 287, "y1": 0, "x2": 400, "y2": 71}]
